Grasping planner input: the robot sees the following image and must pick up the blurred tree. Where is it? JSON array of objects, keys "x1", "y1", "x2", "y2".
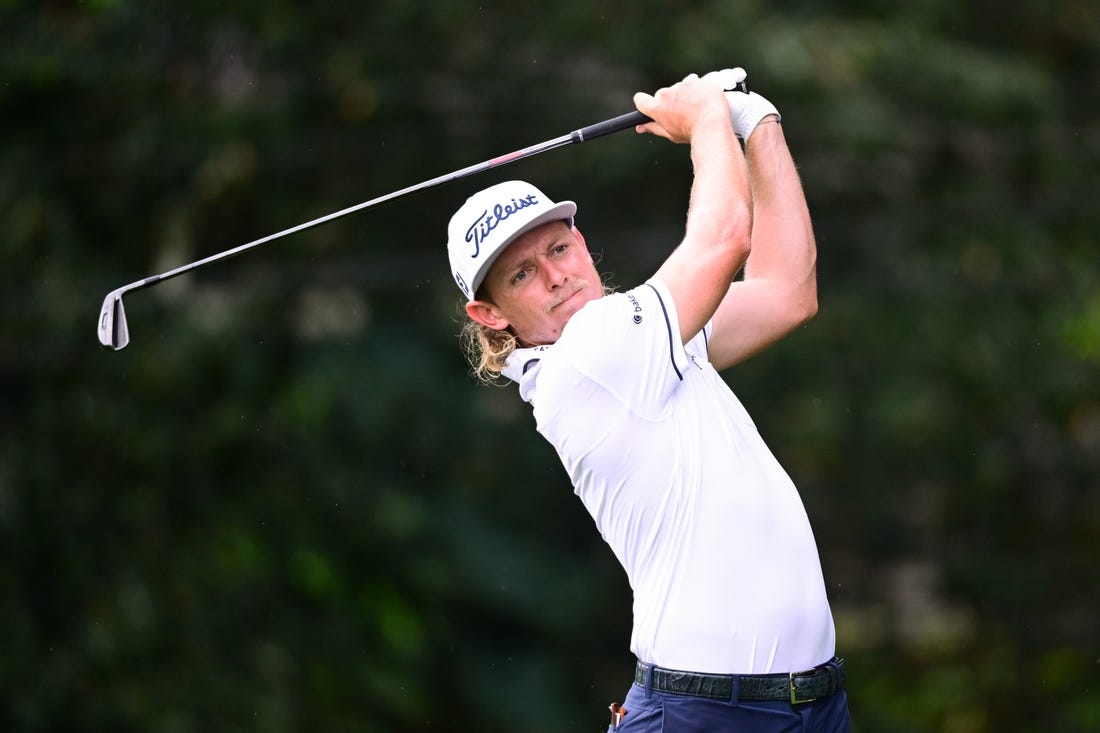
[{"x1": 2, "y1": 1, "x2": 1097, "y2": 731}]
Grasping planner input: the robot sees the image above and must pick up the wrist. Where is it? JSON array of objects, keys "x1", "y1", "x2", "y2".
[
  {"x1": 746, "y1": 114, "x2": 781, "y2": 142},
  {"x1": 691, "y1": 107, "x2": 741, "y2": 154},
  {"x1": 688, "y1": 96, "x2": 739, "y2": 145},
  {"x1": 726, "y1": 91, "x2": 780, "y2": 141}
]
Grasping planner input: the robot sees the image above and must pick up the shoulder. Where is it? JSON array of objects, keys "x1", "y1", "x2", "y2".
[
  {"x1": 561, "y1": 282, "x2": 678, "y2": 345},
  {"x1": 547, "y1": 281, "x2": 697, "y2": 402}
]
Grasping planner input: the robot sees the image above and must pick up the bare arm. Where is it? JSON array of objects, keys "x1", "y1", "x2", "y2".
[
  {"x1": 707, "y1": 118, "x2": 818, "y2": 371},
  {"x1": 633, "y1": 77, "x2": 753, "y2": 344}
]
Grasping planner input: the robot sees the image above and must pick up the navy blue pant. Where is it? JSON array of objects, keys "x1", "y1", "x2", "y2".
[{"x1": 608, "y1": 681, "x2": 851, "y2": 732}]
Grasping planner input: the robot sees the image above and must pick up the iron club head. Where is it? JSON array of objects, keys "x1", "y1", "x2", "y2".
[{"x1": 98, "y1": 287, "x2": 131, "y2": 350}]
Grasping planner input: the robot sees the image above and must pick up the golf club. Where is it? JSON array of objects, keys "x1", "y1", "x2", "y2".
[{"x1": 97, "y1": 70, "x2": 749, "y2": 350}]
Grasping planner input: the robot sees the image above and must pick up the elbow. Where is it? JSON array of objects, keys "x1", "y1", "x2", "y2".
[
  {"x1": 794, "y1": 251, "x2": 818, "y2": 324},
  {"x1": 780, "y1": 294, "x2": 816, "y2": 334},
  {"x1": 686, "y1": 200, "x2": 753, "y2": 284},
  {"x1": 780, "y1": 272, "x2": 817, "y2": 329},
  {"x1": 794, "y1": 279, "x2": 818, "y2": 326},
  {"x1": 724, "y1": 202, "x2": 754, "y2": 272},
  {"x1": 801, "y1": 285, "x2": 819, "y2": 323}
]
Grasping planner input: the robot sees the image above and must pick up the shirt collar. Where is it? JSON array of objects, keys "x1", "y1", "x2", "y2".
[{"x1": 501, "y1": 344, "x2": 552, "y2": 385}]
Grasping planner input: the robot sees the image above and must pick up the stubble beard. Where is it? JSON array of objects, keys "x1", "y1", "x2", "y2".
[{"x1": 543, "y1": 279, "x2": 593, "y2": 314}]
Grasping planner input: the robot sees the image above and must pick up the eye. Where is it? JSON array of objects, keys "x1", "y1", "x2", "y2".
[
  {"x1": 551, "y1": 243, "x2": 569, "y2": 256},
  {"x1": 511, "y1": 268, "x2": 529, "y2": 285}
]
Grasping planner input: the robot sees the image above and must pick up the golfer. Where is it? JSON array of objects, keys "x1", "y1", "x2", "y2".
[{"x1": 446, "y1": 70, "x2": 850, "y2": 732}]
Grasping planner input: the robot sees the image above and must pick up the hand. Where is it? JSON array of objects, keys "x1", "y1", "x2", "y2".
[
  {"x1": 632, "y1": 74, "x2": 731, "y2": 144},
  {"x1": 702, "y1": 68, "x2": 781, "y2": 142}
]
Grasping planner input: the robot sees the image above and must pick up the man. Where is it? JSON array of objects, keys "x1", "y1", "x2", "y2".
[{"x1": 446, "y1": 69, "x2": 850, "y2": 732}]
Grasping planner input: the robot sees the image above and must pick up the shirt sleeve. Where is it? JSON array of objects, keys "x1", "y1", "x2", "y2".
[{"x1": 554, "y1": 278, "x2": 692, "y2": 414}]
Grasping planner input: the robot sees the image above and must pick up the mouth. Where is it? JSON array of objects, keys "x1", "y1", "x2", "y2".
[{"x1": 547, "y1": 283, "x2": 586, "y2": 313}]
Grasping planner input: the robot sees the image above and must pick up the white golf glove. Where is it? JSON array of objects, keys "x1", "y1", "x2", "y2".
[{"x1": 701, "y1": 68, "x2": 781, "y2": 142}]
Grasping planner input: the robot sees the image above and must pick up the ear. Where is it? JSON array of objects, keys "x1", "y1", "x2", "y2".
[{"x1": 465, "y1": 299, "x2": 510, "y2": 331}]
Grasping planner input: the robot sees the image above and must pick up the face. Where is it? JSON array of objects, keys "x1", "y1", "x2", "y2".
[{"x1": 466, "y1": 221, "x2": 602, "y2": 346}]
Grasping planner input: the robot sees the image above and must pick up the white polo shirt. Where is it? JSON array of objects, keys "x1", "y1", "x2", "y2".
[{"x1": 501, "y1": 279, "x2": 835, "y2": 674}]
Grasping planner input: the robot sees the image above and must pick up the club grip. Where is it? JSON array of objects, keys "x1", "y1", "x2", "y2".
[
  {"x1": 571, "y1": 110, "x2": 651, "y2": 143},
  {"x1": 569, "y1": 74, "x2": 749, "y2": 144}
]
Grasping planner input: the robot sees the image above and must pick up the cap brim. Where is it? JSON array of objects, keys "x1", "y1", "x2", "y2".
[{"x1": 467, "y1": 200, "x2": 577, "y2": 299}]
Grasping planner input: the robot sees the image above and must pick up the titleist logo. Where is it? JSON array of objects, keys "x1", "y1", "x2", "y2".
[{"x1": 465, "y1": 194, "x2": 539, "y2": 258}]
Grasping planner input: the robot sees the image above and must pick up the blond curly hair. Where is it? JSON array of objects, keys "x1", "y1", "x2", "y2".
[{"x1": 459, "y1": 318, "x2": 519, "y2": 385}]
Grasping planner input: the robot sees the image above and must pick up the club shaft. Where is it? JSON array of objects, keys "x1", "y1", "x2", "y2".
[
  {"x1": 98, "y1": 76, "x2": 751, "y2": 349},
  {"x1": 99, "y1": 107, "x2": 655, "y2": 349},
  {"x1": 114, "y1": 112, "x2": 651, "y2": 297}
]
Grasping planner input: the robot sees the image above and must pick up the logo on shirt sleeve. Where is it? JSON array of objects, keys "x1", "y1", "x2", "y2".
[{"x1": 626, "y1": 293, "x2": 643, "y2": 324}]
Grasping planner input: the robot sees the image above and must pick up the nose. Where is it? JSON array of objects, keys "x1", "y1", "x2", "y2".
[{"x1": 542, "y1": 258, "x2": 567, "y2": 289}]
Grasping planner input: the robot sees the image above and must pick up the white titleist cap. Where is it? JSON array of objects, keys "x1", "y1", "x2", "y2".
[{"x1": 447, "y1": 180, "x2": 576, "y2": 300}]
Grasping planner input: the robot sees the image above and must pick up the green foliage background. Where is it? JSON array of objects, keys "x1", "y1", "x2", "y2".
[{"x1": 3, "y1": 1, "x2": 1098, "y2": 731}]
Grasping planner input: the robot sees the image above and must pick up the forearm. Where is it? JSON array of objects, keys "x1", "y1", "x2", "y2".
[
  {"x1": 683, "y1": 111, "x2": 753, "y2": 273},
  {"x1": 705, "y1": 116, "x2": 818, "y2": 370},
  {"x1": 652, "y1": 110, "x2": 752, "y2": 341},
  {"x1": 743, "y1": 120, "x2": 817, "y2": 313},
  {"x1": 637, "y1": 80, "x2": 754, "y2": 343}
]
